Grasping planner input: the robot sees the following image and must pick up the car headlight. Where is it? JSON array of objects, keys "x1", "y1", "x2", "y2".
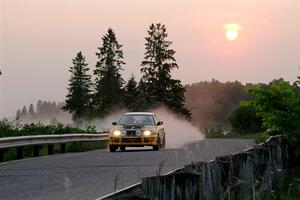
[
  {"x1": 113, "y1": 130, "x2": 121, "y2": 136},
  {"x1": 143, "y1": 130, "x2": 151, "y2": 136}
]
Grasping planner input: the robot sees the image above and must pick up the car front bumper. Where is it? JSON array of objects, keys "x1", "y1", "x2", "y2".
[{"x1": 109, "y1": 135, "x2": 158, "y2": 146}]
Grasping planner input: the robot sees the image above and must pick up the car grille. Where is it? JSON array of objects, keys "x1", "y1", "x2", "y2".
[
  {"x1": 126, "y1": 130, "x2": 137, "y2": 136},
  {"x1": 123, "y1": 125, "x2": 142, "y2": 129},
  {"x1": 122, "y1": 137, "x2": 142, "y2": 143}
]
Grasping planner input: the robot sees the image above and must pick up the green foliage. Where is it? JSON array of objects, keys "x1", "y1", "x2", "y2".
[
  {"x1": 202, "y1": 127, "x2": 224, "y2": 138},
  {"x1": 93, "y1": 28, "x2": 125, "y2": 115},
  {"x1": 228, "y1": 103, "x2": 263, "y2": 134},
  {"x1": 246, "y1": 80, "x2": 300, "y2": 135},
  {"x1": 140, "y1": 23, "x2": 191, "y2": 117},
  {"x1": 85, "y1": 123, "x2": 96, "y2": 133},
  {"x1": 63, "y1": 52, "x2": 92, "y2": 122},
  {"x1": 245, "y1": 78, "x2": 300, "y2": 157},
  {"x1": 203, "y1": 126, "x2": 260, "y2": 139},
  {"x1": 0, "y1": 119, "x2": 16, "y2": 136},
  {"x1": 0, "y1": 120, "x2": 84, "y2": 138},
  {"x1": 255, "y1": 167, "x2": 300, "y2": 200}
]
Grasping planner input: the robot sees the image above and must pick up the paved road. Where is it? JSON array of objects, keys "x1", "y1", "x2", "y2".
[{"x1": 0, "y1": 139, "x2": 255, "y2": 200}]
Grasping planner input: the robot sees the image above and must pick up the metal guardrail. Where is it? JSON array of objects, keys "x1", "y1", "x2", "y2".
[
  {"x1": 0, "y1": 133, "x2": 109, "y2": 162},
  {"x1": 0, "y1": 133, "x2": 109, "y2": 149}
]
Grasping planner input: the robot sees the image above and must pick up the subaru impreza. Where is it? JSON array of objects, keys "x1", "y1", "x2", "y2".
[{"x1": 109, "y1": 112, "x2": 166, "y2": 152}]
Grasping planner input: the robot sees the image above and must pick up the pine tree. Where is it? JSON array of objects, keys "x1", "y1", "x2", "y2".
[
  {"x1": 28, "y1": 103, "x2": 35, "y2": 119},
  {"x1": 63, "y1": 52, "x2": 92, "y2": 122},
  {"x1": 16, "y1": 109, "x2": 21, "y2": 120},
  {"x1": 20, "y1": 106, "x2": 27, "y2": 117},
  {"x1": 36, "y1": 100, "x2": 43, "y2": 115},
  {"x1": 93, "y1": 28, "x2": 125, "y2": 114},
  {"x1": 124, "y1": 75, "x2": 139, "y2": 111},
  {"x1": 140, "y1": 23, "x2": 191, "y2": 117}
]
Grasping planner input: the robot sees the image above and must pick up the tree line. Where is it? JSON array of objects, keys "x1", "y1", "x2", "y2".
[
  {"x1": 184, "y1": 79, "x2": 253, "y2": 128},
  {"x1": 17, "y1": 80, "x2": 252, "y2": 129},
  {"x1": 16, "y1": 100, "x2": 68, "y2": 124},
  {"x1": 63, "y1": 23, "x2": 190, "y2": 123}
]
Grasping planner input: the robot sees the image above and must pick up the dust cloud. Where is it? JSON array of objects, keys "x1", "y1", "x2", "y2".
[
  {"x1": 89, "y1": 109, "x2": 128, "y2": 132},
  {"x1": 90, "y1": 106, "x2": 204, "y2": 148},
  {"x1": 16, "y1": 104, "x2": 204, "y2": 149},
  {"x1": 150, "y1": 106, "x2": 204, "y2": 148}
]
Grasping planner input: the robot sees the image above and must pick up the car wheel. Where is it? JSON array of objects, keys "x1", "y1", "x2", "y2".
[
  {"x1": 120, "y1": 146, "x2": 126, "y2": 151},
  {"x1": 109, "y1": 145, "x2": 117, "y2": 152},
  {"x1": 153, "y1": 138, "x2": 160, "y2": 151}
]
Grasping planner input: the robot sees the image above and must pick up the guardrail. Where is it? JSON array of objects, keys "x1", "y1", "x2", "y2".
[{"x1": 0, "y1": 133, "x2": 109, "y2": 162}]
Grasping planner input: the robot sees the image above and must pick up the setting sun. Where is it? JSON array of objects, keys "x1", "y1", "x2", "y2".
[{"x1": 223, "y1": 23, "x2": 242, "y2": 41}]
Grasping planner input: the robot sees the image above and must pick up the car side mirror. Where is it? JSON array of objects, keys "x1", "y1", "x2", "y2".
[
  {"x1": 112, "y1": 122, "x2": 117, "y2": 126},
  {"x1": 157, "y1": 121, "x2": 163, "y2": 126}
]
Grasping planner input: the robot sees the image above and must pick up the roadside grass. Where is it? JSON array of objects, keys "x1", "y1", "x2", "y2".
[
  {"x1": 202, "y1": 127, "x2": 260, "y2": 140},
  {"x1": 3, "y1": 141, "x2": 108, "y2": 162},
  {"x1": 255, "y1": 167, "x2": 300, "y2": 200}
]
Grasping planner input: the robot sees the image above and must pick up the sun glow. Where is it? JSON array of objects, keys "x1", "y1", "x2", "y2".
[{"x1": 223, "y1": 23, "x2": 242, "y2": 41}]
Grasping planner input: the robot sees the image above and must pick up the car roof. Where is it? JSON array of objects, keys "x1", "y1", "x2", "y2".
[{"x1": 124, "y1": 112, "x2": 154, "y2": 116}]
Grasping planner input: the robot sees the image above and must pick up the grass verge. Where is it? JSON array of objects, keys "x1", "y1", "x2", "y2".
[
  {"x1": 255, "y1": 167, "x2": 300, "y2": 200},
  {"x1": 202, "y1": 127, "x2": 259, "y2": 139}
]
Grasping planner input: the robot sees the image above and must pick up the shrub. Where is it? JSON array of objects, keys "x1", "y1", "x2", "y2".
[{"x1": 0, "y1": 120, "x2": 85, "y2": 138}]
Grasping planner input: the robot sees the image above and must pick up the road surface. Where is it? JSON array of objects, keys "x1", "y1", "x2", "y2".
[{"x1": 0, "y1": 139, "x2": 255, "y2": 200}]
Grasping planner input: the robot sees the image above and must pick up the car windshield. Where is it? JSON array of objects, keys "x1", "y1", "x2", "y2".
[{"x1": 118, "y1": 114, "x2": 155, "y2": 125}]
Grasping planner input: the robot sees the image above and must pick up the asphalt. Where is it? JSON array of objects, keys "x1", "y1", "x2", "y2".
[{"x1": 0, "y1": 139, "x2": 255, "y2": 200}]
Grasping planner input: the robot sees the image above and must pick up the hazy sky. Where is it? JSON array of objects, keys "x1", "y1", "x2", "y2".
[{"x1": 1, "y1": 0, "x2": 299, "y2": 118}]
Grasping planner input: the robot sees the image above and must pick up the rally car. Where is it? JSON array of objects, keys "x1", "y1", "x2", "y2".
[{"x1": 109, "y1": 112, "x2": 166, "y2": 152}]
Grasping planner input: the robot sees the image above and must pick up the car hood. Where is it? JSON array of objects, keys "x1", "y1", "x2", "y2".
[{"x1": 113, "y1": 124, "x2": 156, "y2": 131}]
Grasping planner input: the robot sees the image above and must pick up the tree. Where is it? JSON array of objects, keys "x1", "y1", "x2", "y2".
[
  {"x1": 28, "y1": 103, "x2": 35, "y2": 119},
  {"x1": 63, "y1": 52, "x2": 92, "y2": 122},
  {"x1": 295, "y1": 66, "x2": 300, "y2": 87},
  {"x1": 20, "y1": 106, "x2": 27, "y2": 117},
  {"x1": 228, "y1": 103, "x2": 263, "y2": 133},
  {"x1": 16, "y1": 109, "x2": 21, "y2": 120},
  {"x1": 93, "y1": 28, "x2": 125, "y2": 115},
  {"x1": 140, "y1": 23, "x2": 190, "y2": 117},
  {"x1": 124, "y1": 75, "x2": 139, "y2": 111},
  {"x1": 36, "y1": 100, "x2": 43, "y2": 115},
  {"x1": 246, "y1": 79, "x2": 300, "y2": 157},
  {"x1": 184, "y1": 80, "x2": 253, "y2": 127},
  {"x1": 247, "y1": 80, "x2": 300, "y2": 135}
]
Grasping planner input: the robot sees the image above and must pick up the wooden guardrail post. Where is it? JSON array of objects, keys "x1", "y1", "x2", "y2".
[
  {"x1": 17, "y1": 147, "x2": 23, "y2": 159},
  {"x1": 0, "y1": 149, "x2": 4, "y2": 162},
  {"x1": 48, "y1": 144, "x2": 54, "y2": 155},
  {"x1": 61, "y1": 143, "x2": 66, "y2": 153}
]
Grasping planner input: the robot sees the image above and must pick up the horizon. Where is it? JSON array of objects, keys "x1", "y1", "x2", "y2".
[{"x1": 1, "y1": 0, "x2": 299, "y2": 117}]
